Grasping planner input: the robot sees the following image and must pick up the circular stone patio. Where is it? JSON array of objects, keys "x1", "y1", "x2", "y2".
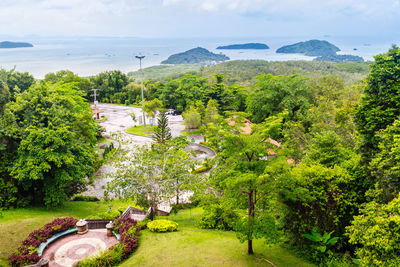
[{"x1": 41, "y1": 229, "x2": 118, "y2": 267}]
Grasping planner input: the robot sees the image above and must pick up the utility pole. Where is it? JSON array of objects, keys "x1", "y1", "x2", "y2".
[
  {"x1": 91, "y1": 89, "x2": 100, "y2": 107},
  {"x1": 91, "y1": 88, "x2": 100, "y2": 120},
  {"x1": 136, "y1": 55, "x2": 146, "y2": 128}
]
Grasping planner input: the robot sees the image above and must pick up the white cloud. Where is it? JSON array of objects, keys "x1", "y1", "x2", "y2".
[
  {"x1": 0, "y1": 0, "x2": 398, "y2": 37},
  {"x1": 162, "y1": 0, "x2": 399, "y2": 17}
]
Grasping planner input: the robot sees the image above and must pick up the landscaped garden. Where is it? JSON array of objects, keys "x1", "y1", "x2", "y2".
[{"x1": 0, "y1": 202, "x2": 313, "y2": 267}]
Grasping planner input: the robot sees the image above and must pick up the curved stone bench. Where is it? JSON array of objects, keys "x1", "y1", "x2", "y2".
[{"x1": 37, "y1": 227, "x2": 78, "y2": 256}]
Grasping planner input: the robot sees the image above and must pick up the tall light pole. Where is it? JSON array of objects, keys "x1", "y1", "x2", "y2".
[{"x1": 136, "y1": 55, "x2": 146, "y2": 128}]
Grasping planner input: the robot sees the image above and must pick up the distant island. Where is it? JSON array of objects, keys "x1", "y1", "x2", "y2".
[
  {"x1": 276, "y1": 39, "x2": 363, "y2": 62},
  {"x1": 276, "y1": 40, "x2": 340, "y2": 56},
  {"x1": 161, "y1": 47, "x2": 229, "y2": 64},
  {"x1": 0, "y1": 41, "x2": 33, "y2": 49},
  {"x1": 314, "y1": 54, "x2": 364, "y2": 62},
  {"x1": 217, "y1": 43, "x2": 269, "y2": 50}
]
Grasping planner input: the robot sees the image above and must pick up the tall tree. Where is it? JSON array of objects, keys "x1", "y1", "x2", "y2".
[
  {"x1": 2, "y1": 82, "x2": 97, "y2": 206},
  {"x1": 206, "y1": 114, "x2": 281, "y2": 254},
  {"x1": 247, "y1": 74, "x2": 312, "y2": 123},
  {"x1": 356, "y1": 46, "x2": 400, "y2": 161},
  {"x1": 107, "y1": 138, "x2": 194, "y2": 219},
  {"x1": 153, "y1": 112, "x2": 172, "y2": 143}
]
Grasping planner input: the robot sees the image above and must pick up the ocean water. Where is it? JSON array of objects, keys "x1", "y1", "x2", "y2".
[{"x1": 0, "y1": 36, "x2": 396, "y2": 78}]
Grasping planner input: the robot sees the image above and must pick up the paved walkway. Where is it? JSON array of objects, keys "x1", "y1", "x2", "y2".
[{"x1": 42, "y1": 229, "x2": 117, "y2": 267}]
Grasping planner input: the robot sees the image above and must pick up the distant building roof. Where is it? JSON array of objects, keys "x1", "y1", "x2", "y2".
[{"x1": 227, "y1": 115, "x2": 253, "y2": 134}]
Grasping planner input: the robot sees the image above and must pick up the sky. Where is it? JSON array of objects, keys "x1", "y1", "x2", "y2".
[{"x1": 0, "y1": 0, "x2": 399, "y2": 38}]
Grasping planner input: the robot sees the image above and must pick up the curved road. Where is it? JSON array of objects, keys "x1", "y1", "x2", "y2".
[{"x1": 83, "y1": 104, "x2": 184, "y2": 198}]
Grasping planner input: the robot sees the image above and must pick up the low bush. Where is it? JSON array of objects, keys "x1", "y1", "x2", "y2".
[
  {"x1": 86, "y1": 210, "x2": 121, "y2": 219},
  {"x1": 171, "y1": 201, "x2": 200, "y2": 214},
  {"x1": 72, "y1": 195, "x2": 100, "y2": 202},
  {"x1": 198, "y1": 203, "x2": 239, "y2": 231},
  {"x1": 9, "y1": 217, "x2": 78, "y2": 266},
  {"x1": 147, "y1": 220, "x2": 178, "y2": 233},
  {"x1": 79, "y1": 244, "x2": 124, "y2": 267},
  {"x1": 192, "y1": 165, "x2": 212, "y2": 174},
  {"x1": 136, "y1": 218, "x2": 150, "y2": 229}
]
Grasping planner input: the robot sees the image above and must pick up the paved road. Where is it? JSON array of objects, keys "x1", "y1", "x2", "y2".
[{"x1": 83, "y1": 104, "x2": 185, "y2": 198}]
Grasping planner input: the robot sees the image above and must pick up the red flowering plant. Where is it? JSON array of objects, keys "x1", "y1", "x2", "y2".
[
  {"x1": 9, "y1": 217, "x2": 78, "y2": 266},
  {"x1": 114, "y1": 216, "x2": 140, "y2": 258}
]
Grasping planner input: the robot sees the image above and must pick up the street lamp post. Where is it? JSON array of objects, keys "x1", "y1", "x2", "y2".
[{"x1": 136, "y1": 55, "x2": 146, "y2": 127}]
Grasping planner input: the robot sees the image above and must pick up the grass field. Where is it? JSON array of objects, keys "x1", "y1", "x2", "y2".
[
  {"x1": 125, "y1": 125, "x2": 156, "y2": 137},
  {"x1": 0, "y1": 204, "x2": 314, "y2": 267},
  {"x1": 122, "y1": 208, "x2": 314, "y2": 267}
]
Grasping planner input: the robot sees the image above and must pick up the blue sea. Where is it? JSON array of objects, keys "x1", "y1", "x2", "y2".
[{"x1": 0, "y1": 35, "x2": 396, "y2": 78}]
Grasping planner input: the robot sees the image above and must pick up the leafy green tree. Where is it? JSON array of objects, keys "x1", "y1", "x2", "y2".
[
  {"x1": 0, "y1": 68, "x2": 35, "y2": 98},
  {"x1": 144, "y1": 98, "x2": 163, "y2": 119},
  {"x1": 246, "y1": 74, "x2": 312, "y2": 123},
  {"x1": 44, "y1": 70, "x2": 92, "y2": 98},
  {"x1": 206, "y1": 114, "x2": 281, "y2": 254},
  {"x1": 183, "y1": 106, "x2": 201, "y2": 129},
  {"x1": 369, "y1": 119, "x2": 400, "y2": 202},
  {"x1": 279, "y1": 163, "x2": 358, "y2": 250},
  {"x1": 0, "y1": 79, "x2": 10, "y2": 114},
  {"x1": 206, "y1": 73, "x2": 233, "y2": 112},
  {"x1": 204, "y1": 99, "x2": 219, "y2": 125},
  {"x1": 356, "y1": 46, "x2": 400, "y2": 160},
  {"x1": 226, "y1": 84, "x2": 249, "y2": 112},
  {"x1": 194, "y1": 100, "x2": 205, "y2": 124},
  {"x1": 2, "y1": 82, "x2": 97, "y2": 206},
  {"x1": 107, "y1": 138, "x2": 194, "y2": 219},
  {"x1": 153, "y1": 112, "x2": 172, "y2": 143},
  {"x1": 347, "y1": 193, "x2": 400, "y2": 266},
  {"x1": 90, "y1": 70, "x2": 129, "y2": 103},
  {"x1": 153, "y1": 74, "x2": 208, "y2": 111}
]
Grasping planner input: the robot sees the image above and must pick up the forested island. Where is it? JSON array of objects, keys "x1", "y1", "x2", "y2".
[
  {"x1": 216, "y1": 43, "x2": 269, "y2": 49},
  {"x1": 277, "y1": 39, "x2": 364, "y2": 62},
  {"x1": 276, "y1": 39, "x2": 340, "y2": 56},
  {"x1": 161, "y1": 47, "x2": 229, "y2": 64},
  {"x1": 0, "y1": 41, "x2": 33, "y2": 48}
]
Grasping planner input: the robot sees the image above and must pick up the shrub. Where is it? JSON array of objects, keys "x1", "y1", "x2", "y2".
[
  {"x1": 278, "y1": 164, "x2": 358, "y2": 250},
  {"x1": 86, "y1": 210, "x2": 121, "y2": 219},
  {"x1": 147, "y1": 220, "x2": 178, "y2": 232},
  {"x1": 136, "y1": 218, "x2": 150, "y2": 229},
  {"x1": 9, "y1": 217, "x2": 78, "y2": 266},
  {"x1": 79, "y1": 217, "x2": 140, "y2": 267},
  {"x1": 347, "y1": 194, "x2": 400, "y2": 266},
  {"x1": 192, "y1": 165, "x2": 212, "y2": 174},
  {"x1": 198, "y1": 203, "x2": 239, "y2": 231},
  {"x1": 79, "y1": 243, "x2": 124, "y2": 267},
  {"x1": 72, "y1": 195, "x2": 100, "y2": 202}
]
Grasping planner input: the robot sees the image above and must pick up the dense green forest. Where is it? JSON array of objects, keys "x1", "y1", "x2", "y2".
[
  {"x1": 130, "y1": 60, "x2": 369, "y2": 86},
  {"x1": 2, "y1": 47, "x2": 400, "y2": 266}
]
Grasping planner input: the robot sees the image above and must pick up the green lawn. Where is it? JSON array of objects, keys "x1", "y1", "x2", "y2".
[
  {"x1": 0, "y1": 204, "x2": 314, "y2": 267},
  {"x1": 0, "y1": 200, "x2": 132, "y2": 266},
  {"x1": 122, "y1": 208, "x2": 314, "y2": 267},
  {"x1": 125, "y1": 125, "x2": 156, "y2": 137}
]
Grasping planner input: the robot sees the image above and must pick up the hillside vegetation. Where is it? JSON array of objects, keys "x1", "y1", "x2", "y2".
[{"x1": 199, "y1": 60, "x2": 370, "y2": 85}]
